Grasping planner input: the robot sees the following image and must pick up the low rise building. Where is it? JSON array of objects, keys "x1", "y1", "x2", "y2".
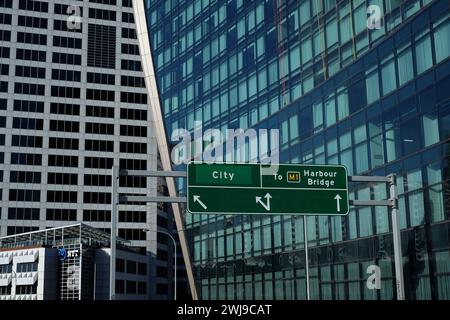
[{"x1": 0, "y1": 223, "x2": 148, "y2": 300}]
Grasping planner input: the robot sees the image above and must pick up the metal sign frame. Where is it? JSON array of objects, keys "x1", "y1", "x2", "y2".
[
  {"x1": 115, "y1": 168, "x2": 405, "y2": 301},
  {"x1": 186, "y1": 162, "x2": 350, "y2": 216}
]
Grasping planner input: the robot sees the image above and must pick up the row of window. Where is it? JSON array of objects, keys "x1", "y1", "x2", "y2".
[
  {"x1": 10, "y1": 170, "x2": 41, "y2": 183},
  {"x1": 52, "y1": 69, "x2": 81, "y2": 82},
  {"x1": 119, "y1": 210, "x2": 146, "y2": 223},
  {"x1": 46, "y1": 209, "x2": 76, "y2": 221},
  {"x1": 6, "y1": 226, "x2": 38, "y2": 236},
  {"x1": 53, "y1": 35, "x2": 82, "y2": 49},
  {"x1": 115, "y1": 280, "x2": 147, "y2": 295},
  {"x1": 51, "y1": 103, "x2": 79, "y2": 115},
  {"x1": 14, "y1": 83, "x2": 45, "y2": 95},
  {"x1": 17, "y1": 32, "x2": 46, "y2": 45},
  {"x1": 8, "y1": 104, "x2": 140, "y2": 120},
  {"x1": 19, "y1": 0, "x2": 48, "y2": 13},
  {"x1": 8, "y1": 118, "x2": 149, "y2": 135},
  {"x1": 83, "y1": 210, "x2": 110, "y2": 222},
  {"x1": 89, "y1": 7, "x2": 116, "y2": 21},
  {"x1": 165, "y1": 14, "x2": 450, "y2": 146},
  {"x1": 17, "y1": 66, "x2": 46, "y2": 79},
  {"x1": 121, "y1": 59, "x2": 142, "y2": 71},
  {"x1": 6, "y1": 154, "x2": 147, "y2": 171},
  {"x1": 8, "y1": 207, "x2": 39, "y2": 220},
  {"x1": 16, "y1": 261, "x2": 38, "y2": 273},
  {"x1": 89, "y1": 0, "x2": 117, "y2": 6},
  {"x1": 197, "y1": 244, "x2": 450, "y2": 300},
  {"x1": 4, "y1": 207, "x2": 152, "y2": 222},
  {"x1": 118, "y1": 228, "x2": 146, "y2": 240},
  {"x1": 18, "y1": 15, "x2": 47, "y2": 29},
  {"x1": 54, "y1": 3, "x2": 83, "y2": 16},
  {"x1": 116, "y1": 258, "x2": 146, "y2": 275}
]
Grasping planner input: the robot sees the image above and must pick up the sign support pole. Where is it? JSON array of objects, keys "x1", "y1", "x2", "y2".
[
  {"x1": 388, "y1": 174, "x2": 405, "y2": 300},
  {"x1": 110, "y1": 165, "x2": 119, "y2": 300},
  {"x1": 303, "y1": 215, "x2": 310, "y2": 300}
]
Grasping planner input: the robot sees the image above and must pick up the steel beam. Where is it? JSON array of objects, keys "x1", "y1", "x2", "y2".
[
  {"x1": 120, "y1": 170, "x2": 187, "y2": 178},
  {"x1": 119, "y1": 196, "x2": 187, "y2": 203},
  {"x1": 350, "y1": 200, "x2": 391, "y2": 206},
  {"x1": 348, "y1": 176, "x2": 390, "y2": 183}
]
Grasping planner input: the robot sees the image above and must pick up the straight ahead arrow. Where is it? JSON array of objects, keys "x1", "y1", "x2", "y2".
[{"x1": 334, "y1": 194, "x2": 342, "y2": 212}]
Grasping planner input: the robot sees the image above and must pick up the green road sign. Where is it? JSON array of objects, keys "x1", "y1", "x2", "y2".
[{"x1": 187, "y1": 162, "x2": 349, "y2": 215}]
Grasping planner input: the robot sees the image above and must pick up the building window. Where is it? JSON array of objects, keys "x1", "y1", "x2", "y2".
[
  {"x1": 47, "y1": 191, "x2": 77, "y2": 203},
  {"x1": 137, "y1": 262, "x2": 147, "y2": 275},
  {"x1": 157, "y1": 283, "x2": 168, "y2": 295},
  {"x1": 11, "y1": 153, "x2": 42, "y2": 166},
  {"x1": 116, "y1": 259, "x2": 125, "y2": 273},
  {"x1": 16, "y1": 284, "x2": 37, "y2": 295},
  {"x1": 46, "y1": 209, "x2": 76, "y2": 221},
  {"x1": 397, "y1": 45, "x2": 414, "y2": 86},
  {"x1": 8, "y1": 208, "x2": 39, "y2": 220},
  {"x1": 366, "y1": 67, "x2": 380, "y2": 104},
  {"x1": 381, "y1": 57, "x2": 397, "y2": 95},
  {"x1": 434, "y1": 17, "x2": 450, "y2": 63},
  {"x1": 126, "y1": 260, "x2": 136, "y2": 274},
  {"x1": 415, "y1": 32, "x2": 433, "y2": 74},
  {"x1": 88, "y1": 24, "x2": 116, "y2": 69},
  {"x1": 9, "y1": 171, "x2": 41, "y2": 183},
  {"x1": 9, "y1": 189, "x2": 40, "y2": 202},
  {"x1": 48, "y1": 155, "x2": 78, "y2": 167},
  {"x1": 138, "y1": 282, "x2": 147, "y2": 295},
  {"x1": 83, "y1": 210, "x2": 111, "y2": 222},
  {"x1": 86, "y1": 105, "x2": 114, "y2": 118},
  {"x1": 89, "y1": 8, "x2": 116, "y2": 21},
  {"x1": 422, "y1": 113, "x2": 440, "y2": 147},
  {"x1": 16, "y1": 262, "x2": 38, "y2": 273},
  {"x1": 116, "y1": 280, "x2": 125, "y2": 294},
  {"x1": 84, "y1": 157, "x2": 113, "y2": 169},
  {"x1": 126, "y1": 281, "x2": 136, "y2": 294}
]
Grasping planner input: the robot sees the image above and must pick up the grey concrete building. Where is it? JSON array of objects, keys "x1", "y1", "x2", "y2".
[{"x1": 0, "y1": 0, "x2": 181, "y2": 299}]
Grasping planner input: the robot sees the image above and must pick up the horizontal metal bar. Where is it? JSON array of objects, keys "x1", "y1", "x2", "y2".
[
  {"x1": 350, "y1": 200, "x2": 390, "y2": 206},
  {"x1": 348, "y1": 176, "x2": 390, "y2": 183},
  {"x1": 120, "y1": 196, "x2": 187, "y2": 203},
  {"x1": 119, "y1": 170, "x2": 187, "y2": 178}
]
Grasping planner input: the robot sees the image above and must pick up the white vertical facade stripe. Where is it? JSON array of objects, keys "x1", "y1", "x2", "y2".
[{"x1": 131, "y1": 0, "x2": 198, "y2": 300}]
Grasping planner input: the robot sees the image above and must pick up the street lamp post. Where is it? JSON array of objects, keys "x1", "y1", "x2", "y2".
[
  {"x1": 159, "y1": 230, "x2": 177, "y2": 301},
  {"x1": 144, "y1": 229, "x2": 177, "y2": 300}
]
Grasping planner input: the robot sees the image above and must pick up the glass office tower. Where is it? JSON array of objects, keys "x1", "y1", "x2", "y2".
[
  {"x1": 0, "y1": 0, "x2": 182, "y2": 299},
  {"x1": 139, "y1": 0, "x2": 450, "y2": 299}
]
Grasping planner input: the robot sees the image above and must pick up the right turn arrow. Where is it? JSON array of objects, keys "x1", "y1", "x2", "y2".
[{"x1": 334, "y1": 194, "x2": 342, "y2": 212}]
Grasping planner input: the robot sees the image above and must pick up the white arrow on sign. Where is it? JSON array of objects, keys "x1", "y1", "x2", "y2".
[
  {"x1": 256, "y1": 193, "x2": 272, "y2": 211},
  {"x1": 334, "y1": 194, "x2": 342, "y2": 212},
  {"x1": 193, "y1": 195, "x2": 207, "y2": 210}
]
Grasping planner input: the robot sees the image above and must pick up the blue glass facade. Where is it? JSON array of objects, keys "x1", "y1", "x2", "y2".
[{"x1": 144, "y1": 0, "x2": 450, "y2": 299}]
